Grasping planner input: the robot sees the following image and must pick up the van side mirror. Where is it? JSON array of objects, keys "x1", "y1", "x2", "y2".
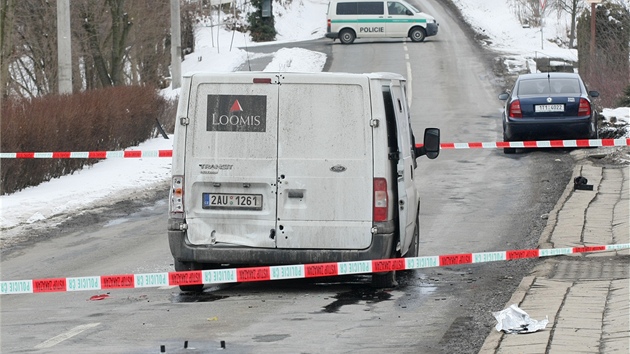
[
  {"x1": 406, "y1": 9, "x2": 413, "y2": 15},
  {"x1": 414, "y1": 128, "x2": 440, "y2": 160}
]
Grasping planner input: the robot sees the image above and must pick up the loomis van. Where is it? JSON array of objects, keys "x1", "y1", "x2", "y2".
[
  {"x1": 168, "y1": 72, "x2": 440, "y2": 291},
  {"x1": 325, "y1": 0, "x2": 438, "y2": 44}
]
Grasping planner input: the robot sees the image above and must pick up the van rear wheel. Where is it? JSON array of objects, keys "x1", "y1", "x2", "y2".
[
  {"x1": 339, "y1": 29, "x2": 356, "y2": 44},
  {"x1": 409, "y1": 27, "x2": 426, "y2": 42},
  {"x1": 372, "y1": 271, "x2": 398, "y2": 288},
  {"x1": 174, "y1": 260, "x2": 204, "y2": 293}
]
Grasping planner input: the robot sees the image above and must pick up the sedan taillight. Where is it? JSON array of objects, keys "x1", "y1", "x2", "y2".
[
  {"x1": 578, "y1": 98, "x2": 591, "y2": 116},
  {"x1": 509, "y1": 100, "x2": 522, "y2": 118}
]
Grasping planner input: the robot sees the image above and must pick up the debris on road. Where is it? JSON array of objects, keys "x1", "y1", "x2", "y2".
[{"x1": 492, "y1": 304, "x2": 548, "y2": 334}]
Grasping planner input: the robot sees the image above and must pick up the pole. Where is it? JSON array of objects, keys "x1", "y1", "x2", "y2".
[
  {"x1": 589, "y1": 2, "x2": 596, "y2": 58},
  {"x1": 170, "y1": 0, "x2": 182, "y2": 89},
  {"x1": 57, "y1": 0, "x2": 72, "y2": 94},
  {"x1": 541, "y1": 19, "x2": 544, "y2": 50}
]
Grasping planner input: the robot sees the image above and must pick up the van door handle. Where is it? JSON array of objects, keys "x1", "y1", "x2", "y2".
[{"x1": 288, "y1": 190, "x2": 304, "y2": 198}]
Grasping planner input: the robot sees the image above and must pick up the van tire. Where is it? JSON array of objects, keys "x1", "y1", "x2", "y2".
[
  {"x1": 174, "y1": 260, "x2": 205, "y2": 293},
  {"x1": 409, "y1": 27, "x2": 426, "y2": 42},
  {"x1": 372, "y1": 271, "x2": 398, "y2": 288},
  {"x1": 339, "y1": 29, "x2": 356, "y2": 44},
  {"x1": 406, "y1": 219, "x2": 420, "y2": 258}
]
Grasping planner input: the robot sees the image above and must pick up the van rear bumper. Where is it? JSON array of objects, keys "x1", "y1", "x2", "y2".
[
  {"x1": 168, "y1": 230, "x2": 395, "y2": 266},
  {"x1": 325, "y1": 32, "x2": 339, "y2": 39}
]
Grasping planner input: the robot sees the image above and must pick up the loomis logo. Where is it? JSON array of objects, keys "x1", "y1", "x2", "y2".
[{"x1": 207, "y1": 95, "x2": 267, "y2": 132}]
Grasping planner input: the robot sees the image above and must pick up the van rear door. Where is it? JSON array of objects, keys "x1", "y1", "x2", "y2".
[
  {"x1": 382, "y1": 82, "x2": 416, "y2": 254},
  {"x1": 389, "y1": 82, "x2": 417, "y2": 253},
  {"x1": 274, "y1": 74, "x2": 373, "y2": 250},
  {"x1": 184, "y1": 73, "x2": 373, "y2": 251},
  {"x1": 184, "y1": 73, "x2": 279, "y2": 248}
]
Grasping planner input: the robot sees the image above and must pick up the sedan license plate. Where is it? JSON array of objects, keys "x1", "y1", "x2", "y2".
[
  {"x1": 535, "y1": 104, "x2": 564, "y2": 113},
  {"x1": 203, "y1": 193, "x2": 263, "y2": 210}
]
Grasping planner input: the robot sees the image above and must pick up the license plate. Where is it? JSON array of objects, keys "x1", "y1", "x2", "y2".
[
  {"x1": 203, "y1": 193, "x2": 263, "y2": 210},
  {"x1": 535, "y1": 104, "x2": 564, "y2": 113}
]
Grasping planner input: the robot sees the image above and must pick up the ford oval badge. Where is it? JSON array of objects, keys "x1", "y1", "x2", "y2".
[{"x1": 330, "y1": 165, "x2": 347, "y2": 173}]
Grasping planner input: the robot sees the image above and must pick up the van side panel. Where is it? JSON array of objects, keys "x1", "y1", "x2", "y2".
[
  {"x1": 185, "y1": 78, "x2": 279, "y2": 248},
  {"x1": 275, "y1": 81, "x2": 373, "y2": 249}
]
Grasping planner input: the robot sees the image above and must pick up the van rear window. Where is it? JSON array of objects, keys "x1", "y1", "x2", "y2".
[{"x1": 337, "y1": 2, "x2": 384, "y2": 15}]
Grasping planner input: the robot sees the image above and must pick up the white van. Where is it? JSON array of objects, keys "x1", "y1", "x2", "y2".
[
  {"x1": 325, "y1": 0, "x2": 438, "y2": 44},
  {"x1": 168, "y1": 71, "x2": 440, "y2": 291}
]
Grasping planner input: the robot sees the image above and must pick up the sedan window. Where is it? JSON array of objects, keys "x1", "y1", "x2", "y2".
[
  {"x1": 517, "y1": 80, "x2": 549, "y2": 95},
  {"x1": 517, "y1": 78, "x2": 581, "y2": 95}
]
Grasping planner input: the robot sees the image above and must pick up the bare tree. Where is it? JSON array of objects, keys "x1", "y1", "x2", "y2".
[
  {"x1": 76, "y1": 0, "x2": 132, "y2": 87},
  {"x1": 553, "y1": 0, "x2": 583, "y2": 48},
  {"x1": 8, "y1": 0, "x2": 58, "y2": 97},
  {"x1": 577, "y1": 1, "x2": 630, "y2": 107},
  {"x1": 0, "y1": 0, "x2": 16, "y2": 99},
  {"x1": 126, "y1": 0, "x2": 170, "y2": 87},
  {"x1": 5, "y1": 0, "x2": 198, "y2": 97}
]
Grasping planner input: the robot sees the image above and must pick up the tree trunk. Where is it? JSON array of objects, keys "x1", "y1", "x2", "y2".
[
  {"x1": 0, "y1": 0, "x2": 16, "y2": 99},
  {"x1": 80, "y1": 5, "x2": 113, "y2": 87}
]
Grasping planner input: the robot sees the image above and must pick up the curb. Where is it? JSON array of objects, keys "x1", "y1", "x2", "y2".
[{"x1": 479, "y1": 149, "x2": 606, "y2": 353}]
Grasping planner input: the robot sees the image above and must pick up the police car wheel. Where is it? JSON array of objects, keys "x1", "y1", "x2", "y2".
[
  {"x1": 339, "y1": 29, "x2": 355, "y2": 44},
  {"x1": 409, "y1": 27, "x2": 426, "y2": 42}
]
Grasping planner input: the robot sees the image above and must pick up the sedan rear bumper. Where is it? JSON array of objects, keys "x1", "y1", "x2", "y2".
[{"x1": 504, "y1": 116, "x2": 595, "y2": 141}]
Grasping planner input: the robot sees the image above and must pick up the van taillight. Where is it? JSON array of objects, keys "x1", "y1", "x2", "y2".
[
  {"x1": 170, "y1": 176, "x2": 184, "y2": 216},
  {"x1": 327, "y1": 19, "x2": 331, "y2": 32},
  {"x1": 253, "y1": 78, "x2": 272, "y2": 84},
  {"x1": 509, "y1": 100, "x2": 522, "y2": 118},
  {"x1": 578, "y1": 98, "x2": 591, "y2": 116},
  {"x1": 373, "y1": 178, "x2": 388, "y2": 222}
]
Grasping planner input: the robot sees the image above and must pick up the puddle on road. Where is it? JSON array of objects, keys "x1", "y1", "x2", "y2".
[
  {"x1": 321, "y1": 286, "x2": 393, "y2": 313},
  {"x1": 103, "y1": 199, "x2": 167, "y2": 228},
  {"x1": 171, "y1": 292, "x2": 230, "y2": 303}
]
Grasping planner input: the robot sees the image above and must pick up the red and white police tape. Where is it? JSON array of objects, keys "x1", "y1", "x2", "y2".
[
  {"x1": 1, "y1": 138, "x2": 629, "y2": 159},
  {"x1": 1, "y1": 243, "x2": 628, "y2": 295}
]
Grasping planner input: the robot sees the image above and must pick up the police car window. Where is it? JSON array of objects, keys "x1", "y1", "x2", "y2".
[
  {"x1": 337, "y1": 2, "x2": 357, "y2": 15},
  {"x1": 358, "y1": 2, "x2": 384, "y2": 15},
  {"x1": 387, "y1": 2, "x2": 408, "y2": 15}
]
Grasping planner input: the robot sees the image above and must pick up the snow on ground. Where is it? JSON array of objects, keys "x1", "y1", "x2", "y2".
[
  {"x1": 450, "y1": 0, "x2": 580, "y2": 73},
  {"x1": 1, "y1": 0, "x2": 628, "y2": 238}
]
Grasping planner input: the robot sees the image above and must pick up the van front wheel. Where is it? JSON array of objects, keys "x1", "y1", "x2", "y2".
[
  {"x1": 409, "y1": 27, "x2": 426, "y2": 42},
  {"x1": 339, "y1": 29, "x2": 356, "y2": 44}
]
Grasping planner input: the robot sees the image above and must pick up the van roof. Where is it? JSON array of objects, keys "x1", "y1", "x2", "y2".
[{"x1": 184, "y1": 71, "x2": 406, "y2": 81}]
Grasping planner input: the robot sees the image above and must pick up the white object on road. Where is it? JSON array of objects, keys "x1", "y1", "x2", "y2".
[{"x1": 492, "y1": 304, "x2": 549, "y2": 334}]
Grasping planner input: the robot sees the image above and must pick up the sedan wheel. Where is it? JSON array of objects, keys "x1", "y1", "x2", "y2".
[{"x1": 503, "y1": 131, "x2": 515, "y2": 154}]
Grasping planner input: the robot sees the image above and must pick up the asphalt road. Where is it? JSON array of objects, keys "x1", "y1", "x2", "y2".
[{"x1": 0, "y1": 1, "x2": 576, "y2": 353}]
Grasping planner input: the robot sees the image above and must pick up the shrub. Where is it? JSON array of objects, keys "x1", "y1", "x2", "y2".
[
  {"x1": 248, "y1": 0, "x2": 276, "y2": 42},
  {"x1": 1, "y1": 86, "x2": 169, "y2": 195}
]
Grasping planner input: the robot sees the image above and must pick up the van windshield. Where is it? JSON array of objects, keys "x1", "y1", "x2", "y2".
[{"x1": 404, "y1": 1, "x2": 420, "y2": 13}]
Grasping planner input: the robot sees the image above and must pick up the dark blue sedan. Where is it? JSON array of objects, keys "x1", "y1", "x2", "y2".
[{"x1": 498, "y1": 72, "x2": 600, "y2": 154}]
